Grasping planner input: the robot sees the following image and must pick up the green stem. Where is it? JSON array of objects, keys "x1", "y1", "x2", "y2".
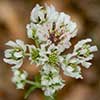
[
  {"x1": 32, "y1": 37, "x2": 39, "y2": 48},
  {"x1": 26, "y1": 80, "x2": 41, "y2": 88},
  {"x1": 24, "y1": 80, "x2": 41, "y2": 99},
  {"x1": 24, "y1": 85, "x2": 36, "y2": 99},
  {"x1": 26, "y1": 80, "x2": 35, "y2": 85},
  {"x1": 34, "y1": 39, "x2": 39, "y2": 48}
]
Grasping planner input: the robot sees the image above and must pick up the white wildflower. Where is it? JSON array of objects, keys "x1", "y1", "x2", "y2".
[
  {"x1": 73, "y1": 38, "x2": 92, "y2": 52},
  {"x1": 73, "y1": 38, "x2": 98, "y2": 68},
  {"x1": 41, "y1": 64, "x2": 65, "y2": 97},
  {"x1": 3, "y1": 4, "x2": 98, "y2": 98},
  {"x1": 28, "y1": 45, "x2": 40, "y2": 66},
  {"x1": 28, "y1": 4, "x2": 78, "y2": 51},
  {"x1": 66, "y1": 21, "x2": 77, "y2": 38},
  {"x1": 3, "y1": 40, "x2": 26, "y2": 69},
  {"x1": 78, "y1": 54, "x2": 94, "y2": 68},
  {"x1": 36, "y1": 24, "x2": 49, "y2": 42},
  {"x1": 46, "y1": 4, "x2": 58, "y2": 23},
  {"x1": 39, "y1": 42, "x2": 62, "y2": 65},
  {"x1": 31, "y1": 4, "x2": 46, "y2": 24},
  {"x1": 26, "y1": 23, "x2": 37, "y2": 39},
  {"x1": 61, "y1": 54, "x2": 83, "y2": 79},
  {"x1": 31, "y1": 4, "x2": 58, "y2": 24},
  {"x1": 12, "y1": 69, "x2": 28, "y2": 89},
  {"x1": 56, "y1": 12, "x2": 70, "y2": 29},
  {"x1": 47, "y1": 14, "x2": 77, "y2": 52},
  {"x1": 64, "y1": 66, "x2": 82, "y2": 79},
  {"x1": 28, "y1": 41, "x2": 62, "y2": 66}
]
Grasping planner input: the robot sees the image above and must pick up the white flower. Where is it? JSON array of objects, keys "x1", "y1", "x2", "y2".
[
  {"x1": 64, "y1": 66, "x2": 82, "y2": 79},
  {"x1": 27, "y1": 4, "x2": 78, "y2": 55},
  {"x1": 41, "y1": 64, "x2": 65, "y2": 97},
  {"x1": 26, "y1": 23, "x2": 49, "y2": 42},
  {"x1": 78, "y1": 54, "x2": 94, "y2": 68},
  {"x1": 61, "y1": 38, "x2": 98, "y2": 78},
  {"x1": 56, "y1": 12, "x2": 70, "y2": 29},
  {"x1": 73, "y1": 38, "x2": 92, "y2": 52},
  {"x1": 31, "y1": 4, "x2": 58, "y2": 24},
  {"x1": 61, "y1": 54, "x2": 83, "y2": 79},
  {"x1": 47, "y1": 14, "x2": 77, "y2": 52},
  {"x1": 73, "y1": 38, "x2": 98, "y2": 68},
  {"x1": 36, "y1": 24, "x2": 49, "y2": 41},
  {"x1": 39, "y1": 42, "x2": 62, "y2": 65},
  {"x1": 31, "y1": 4, "x2": 46, "y2": 24},
  {"x1": 3, "y1": 40, "x2": 26, "y2": 69},
  {"x1": 28, "y1": 41, "x2": 62, "y2": 66},
  {"x1": 12, "y1": 69, "x2": 28, "y2": 89},
  {"x1": 28, "y1": 43, "x2": 48, "y2": 66},
  {"x1": 28, "y1": 45, "x2": 41, "y2": 66},
  {"x1": 46, "y1": 4, "x2": 58, "y2": 23},
  {"x1": 3, "y1": 4, "x2": 98, "y2": 98},
  {"x1": 57, "y1": 37, "x2": 71, "y2": 53},
  {"x1": 26, "y1": 23, "x2": 37, "y2": 39},
  {"x1": 29, "y1": 4, "x2": 78, "y2": 49},
  {"x1": 66, "y1": 21, "x2": 77, "y2": 38}
]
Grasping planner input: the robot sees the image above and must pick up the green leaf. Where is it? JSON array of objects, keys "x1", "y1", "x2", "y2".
[{"x1": 24, "y1": 85, "x2": 36, "y2": 99}]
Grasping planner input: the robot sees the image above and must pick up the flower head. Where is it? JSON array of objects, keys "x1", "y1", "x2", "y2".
[
  {"x1": 12, "y1": 69, "x2": 28, "y2": 89},
  {"x1": 27, "y1": 4, "x2": 77, "y2": 53},
  {"x1": 73, "y1": 38, "x2": 98, "y2": 68},
  {"x1": 41, "y1": 64, "x2": 65, "y2": 97},
  {"x1": 28, "y1": 45, "x2": 40, "y2": 65},
  {"x1": 31, "y1": 4, "x2": 46, "y2": 24},
  {"x1": 3, "y1": 4, "x2": 98, "y2": 99},
  {"x1": 3, "y1": 40, "x2": 26, "y2": 69},
  {"x1": 39, "y1": 41, "x2": 59, "y2": 65},
  {"x1": 61, "y1": 54, "x2": 83, "y2": 79}
]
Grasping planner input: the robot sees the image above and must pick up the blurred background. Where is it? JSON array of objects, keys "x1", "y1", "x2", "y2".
[{"x1": 0, "y1": 0, "x2": 100, "y2": 100}]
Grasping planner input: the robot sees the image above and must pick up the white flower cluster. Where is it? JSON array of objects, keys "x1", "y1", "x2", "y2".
[
  {"x1": 41, "y1": 64, "x2": 65, "y2": 97},
  {"x1": 3, "y1": 4, "x2": 98, "y2": 98},
  {"x1": 3, "y1": 40, "x2": 26, "y2": 69},
  {"x1": 73, "y1": 38, "x2": 98, "y2": 68},
  {"x1": 60, "y1": 38, "x2": 98, "y2": 79},
  {"x1": 26, "y1": 4, "x2": 77, "y2": 53},
  {"x1": 12, "y1": 69, "x2": 28, "y2": 89}
]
